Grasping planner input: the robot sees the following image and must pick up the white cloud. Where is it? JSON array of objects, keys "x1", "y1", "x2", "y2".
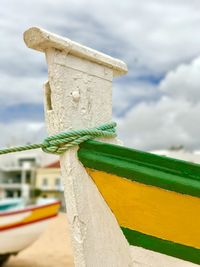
[
  {"x1": 1, "y1": 0, "x2": 200, "y2": 106},
  {"x1": 0, "y1": 73, "x2": 44, "y2": 106},
  {"x1": 113, "y1": 82, "x2": 158, "y2": 116},
  {"x1": 118, "y1": 57, "x2": 200, "y2": 150},
  {"x1": 89, "y1": 0, "x2": 200, "y2": 74},
  {"x1": 1, "y1": 0, "x2": 200, "y2": 149},
  {"x1": 0, "y1": 121, "x2": 45, "y2": 147},
  {"x1": 159, "y1": 57, "x2": 200, "y2": 103}
]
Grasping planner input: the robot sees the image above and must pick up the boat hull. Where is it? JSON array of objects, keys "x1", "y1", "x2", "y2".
[
  {"x1": 0, "y1": 219, "x2": 49, "y2": 254},
  {"x1": 78, "y1": 140, "x2": 200, "y2": 265},
  {"x1": 86, "y1": 168, "x2": 200, "y2": 264},
  {"x1": 0, "y1": 201, "x2": 60, "y2": 254},
  {"x1": 0, "y1": 199, "x2": 24, "y2": 211}
]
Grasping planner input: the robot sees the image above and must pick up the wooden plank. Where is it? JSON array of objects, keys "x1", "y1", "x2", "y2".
[{"x1": 24, "y1": 27, "x2": 132, "y2": 267}]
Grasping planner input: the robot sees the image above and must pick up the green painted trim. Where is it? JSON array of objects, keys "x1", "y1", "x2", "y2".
[
  {"x1": 78, "y1": 141, "x2": 200, "y2": 197},
  {"x1": 121, "y1": 227, "x2": 200, "y2": 264}
]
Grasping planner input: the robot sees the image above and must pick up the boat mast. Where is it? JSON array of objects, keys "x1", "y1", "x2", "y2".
[{"x1": 24, "y1": 27, "x2": 132, "y2": 267}]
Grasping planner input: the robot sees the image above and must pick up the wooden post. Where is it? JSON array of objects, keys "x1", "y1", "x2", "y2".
[{"x1": 24, "y1": 27, "x2": 133, "y2": 267}]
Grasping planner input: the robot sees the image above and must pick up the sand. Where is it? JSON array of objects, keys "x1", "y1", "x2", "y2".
[{"x1": 4, "y1": 213, "x2": 75, "y2": 267}]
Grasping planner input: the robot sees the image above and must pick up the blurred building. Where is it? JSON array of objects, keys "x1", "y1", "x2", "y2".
[
  {"x1": 0, "y1": 150, "x2": 58, "y2": 202},
  {"x1": 35, "y1": 161, "x2": 65, "y2": 209}
]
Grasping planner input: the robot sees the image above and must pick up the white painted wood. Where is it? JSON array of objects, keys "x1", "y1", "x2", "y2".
[
  {"x1": 130, "y1": 246, "x2": 199, "y2": 267},
  {"x1": 24, "y1": 27, "x2": 132, "y2": 267},
  {"x1": 23, "y1": 27, "x2": 127, "y2": 77}
]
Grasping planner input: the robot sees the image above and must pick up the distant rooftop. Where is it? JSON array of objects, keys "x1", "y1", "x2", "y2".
[{"x1": 44, "y1": 160, "x2": 60, "y2": 168}]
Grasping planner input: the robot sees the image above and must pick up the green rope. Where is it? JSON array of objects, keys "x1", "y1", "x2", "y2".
[{"x1": 0, "y1": 122, "x2": 117, "y2": 155}]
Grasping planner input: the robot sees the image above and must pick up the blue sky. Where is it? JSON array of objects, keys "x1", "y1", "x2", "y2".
[{"x1": 1, "y1": 0, "x2": 200, "y2": 150}]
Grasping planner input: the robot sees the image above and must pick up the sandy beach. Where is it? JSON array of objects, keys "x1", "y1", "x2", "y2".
[{"x1": 4, "y1": 213, "x2": 74, "y2": 267}]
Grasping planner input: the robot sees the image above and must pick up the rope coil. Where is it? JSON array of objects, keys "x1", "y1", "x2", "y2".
[{"x1": 0, "y1": 122, "x2": 117, "y2": 155}]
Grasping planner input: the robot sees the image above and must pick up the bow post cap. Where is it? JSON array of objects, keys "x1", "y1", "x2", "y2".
[{"x1": 24, "y1": 27, "x2": 128, "y2": 77}]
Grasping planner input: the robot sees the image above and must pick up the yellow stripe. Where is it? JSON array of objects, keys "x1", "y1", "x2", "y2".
[
  {"x1": 86, "y1": 168, "x2": 200, "y2": 249},
  {"x1": 22, "y1": 203, "x2": 60, "y2": 223},
  {"x1": 0, "y1": 203, "x2": 60, "y2": 230}
]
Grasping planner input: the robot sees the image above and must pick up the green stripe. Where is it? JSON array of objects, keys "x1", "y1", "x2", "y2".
[
  {"x1": 78, "y1": 140, "x2": 200, "y2": 197},
  {"x1": 121, "y1": 227, "x2": 200, "y2": 264}
]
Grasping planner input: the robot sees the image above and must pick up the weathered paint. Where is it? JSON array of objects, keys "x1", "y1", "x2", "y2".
[{"x1": 24, "y1": 27, "x2": 133, "y2": 267}]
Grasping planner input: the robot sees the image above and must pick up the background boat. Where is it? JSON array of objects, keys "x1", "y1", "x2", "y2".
[
  {"x1": 0, "y1": 198, "x2": 24, "y2": 211},
  {"x1": 0, "y1": 200, "x2": 60, "y2": 265}
]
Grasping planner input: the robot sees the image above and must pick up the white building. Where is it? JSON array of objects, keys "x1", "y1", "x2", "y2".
[{"x1": 0, "y1": 150, "x2": 58, "y2": 202}]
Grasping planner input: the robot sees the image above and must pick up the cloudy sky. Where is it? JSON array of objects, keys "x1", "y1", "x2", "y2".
[{"x1": 1, "y1": 0, "x2": 200, "y2": 151}]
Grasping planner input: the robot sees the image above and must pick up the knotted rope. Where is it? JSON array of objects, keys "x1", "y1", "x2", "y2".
[{"x1": 0, "y1": 122, "x2": 117, "y2": 155}]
